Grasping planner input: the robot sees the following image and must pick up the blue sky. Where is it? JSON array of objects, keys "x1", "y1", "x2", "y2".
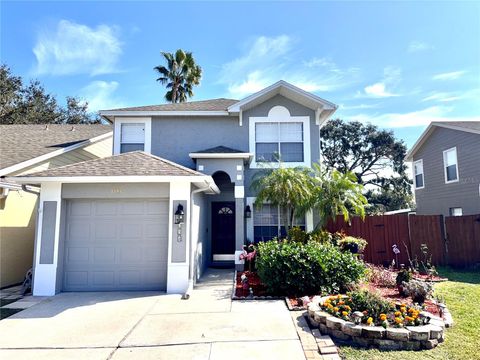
[{"x1": 1, "y1": 1, "x2": 479, "y2": 148}]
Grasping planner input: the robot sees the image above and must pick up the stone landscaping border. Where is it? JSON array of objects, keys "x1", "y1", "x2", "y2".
[{"x1": 306, "y1": 296, "x2": 453, "y2": 351}]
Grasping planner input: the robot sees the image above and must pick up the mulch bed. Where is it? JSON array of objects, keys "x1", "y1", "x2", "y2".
[{"x1": 235, "y1": 271, "x2": 268, "y2": 298}]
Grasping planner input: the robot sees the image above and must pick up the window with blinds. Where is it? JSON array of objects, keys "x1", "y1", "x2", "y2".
[
  {"x1": 120, "y1": 123, "x2": 145, "y2": 153},
  {"x1": 255, "y1": 122, "x2": 303, "y2": 162}
]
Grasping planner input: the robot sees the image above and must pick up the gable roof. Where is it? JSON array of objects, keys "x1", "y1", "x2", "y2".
[
  {"x1": 105, "y1": 98, "x2": 238, "y2": 112},
  {"x1": 405, "y1": 121, "x2": 480, "y2": 161},
  {"x1": 227, "y1": 80, "x2": 338, "y2": 124},
  {"x1": 13, "y1": 151, "x2": 203, "y2": 178},
  {"x1": 192, "y1": 146, "x2": 245, "y2": 154},
  {"x1": 0, "y1": 124, "x2": 112, "y2": 175},
  {"x1": 99, "y1": 80, "x2": 338, "y2": 125}
]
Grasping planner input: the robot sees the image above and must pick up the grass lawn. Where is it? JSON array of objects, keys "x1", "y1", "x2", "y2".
[{"x1": 339, "y1": 267, "x2": 480, "y2": 360}]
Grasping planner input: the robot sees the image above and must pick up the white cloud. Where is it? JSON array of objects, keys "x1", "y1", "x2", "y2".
[
  {"x1": 33, "y1": 20, "x2": 122, "y2": 76},
  {"x1": 360, "y1": 66, "x2": 401, "y2": 98},
  {"x1": 421, "y1": 92, "x2": 462, "y2": 102},
  {"x1": 340, "y1": 103, "x2": 380, "y2": 110},
  {"x1": 432, "y1": 71, "x2": 466, "y2": 81},
  {"x1": 79, "y1": 81, "x2": 124, "y2": 111},
  {"x1": 348, "y1": 106, "x2": 480, "y2": 128},
  {"x1": 408, "y1": 41, "x2": 434, "y2": 53},
  {"x1": 219, "y1": 36, "x2": 360, "y2": 98}
]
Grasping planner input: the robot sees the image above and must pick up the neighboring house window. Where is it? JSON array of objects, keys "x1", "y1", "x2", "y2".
[
  {"x1": 443, "y1": 147, "x2": 459, "y2": 183},
  {"x1": 413, "y1": 159, "x2": 424, "y2": 189},
  {"x1": 449, "y1": 207, "x2": 463, "y2": 216},
  {"x1": 253, "y1": 204, "x2": 305, "y2": 242},
  {"x1": 255, "y1": 122, "x2": 304, "y2": 162},
  {"x1": 120, "y1": 123, "x2": 145, "y2": 153}
]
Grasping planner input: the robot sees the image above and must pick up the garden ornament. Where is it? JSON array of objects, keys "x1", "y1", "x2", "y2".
[{"x1": 353, "y1": 311, "x2": 364, "y2": 325}]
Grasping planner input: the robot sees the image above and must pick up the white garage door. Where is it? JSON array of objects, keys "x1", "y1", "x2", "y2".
[{"x1": 63, "y1": 199, "x2": 169, "y2": 291}]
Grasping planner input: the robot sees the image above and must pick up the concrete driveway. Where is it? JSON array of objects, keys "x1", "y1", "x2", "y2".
[{"x1": 0, "y1": 269, "x2": 305, "y2": 360}]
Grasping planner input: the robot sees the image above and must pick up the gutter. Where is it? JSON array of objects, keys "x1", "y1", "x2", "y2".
[
  {"x1": 0, "y1": 181, "x2": 40, "y2": 198},
  {"x1": 182, "y1": 180, "x2": 219, "y2": 300}
]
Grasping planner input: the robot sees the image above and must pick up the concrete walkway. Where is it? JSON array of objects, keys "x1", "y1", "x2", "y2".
[{"x1": 0, "y1": 269, "x2": 306, "y2": 360}]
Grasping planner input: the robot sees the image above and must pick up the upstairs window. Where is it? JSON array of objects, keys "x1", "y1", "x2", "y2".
[
  {"x1": 413, "y1": 159, "x2": 424, "y2": 189},
  {"x1": 255, "y1": 122, "x2": 303, "y2": 162},
  {"x1": 443, "y1": 147, "x2": 458, "y2": 183},
  {"x1": 120, "y1": 123, "x2": 145, "y2": 153}
]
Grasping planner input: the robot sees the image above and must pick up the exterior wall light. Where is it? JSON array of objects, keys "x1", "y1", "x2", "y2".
[
  {"x1": 175, "y1": 204, "x2": 185, "y2": 224},
  {"x1": 245, "y1": 205, "x2": 252, "y2": 218}
]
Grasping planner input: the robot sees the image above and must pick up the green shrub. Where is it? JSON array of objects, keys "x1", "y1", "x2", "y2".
[
  {"x1": 255, "y1": 239, "x2": 366, "y2": 296},
  {"x1": 337, "y1": 236, "x2": 367, "y2": 253},
  {"x1": 346, "y1": 288, "x2": 393, "y2": 320},
  {"x1": 396, "y1": 268, "x2": 412, "y2": 286},
  {"x1": 287, "y1": 227, "x2": 310, "y2": 243}
]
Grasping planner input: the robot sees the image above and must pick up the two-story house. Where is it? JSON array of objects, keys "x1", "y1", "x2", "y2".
[
  {"x1": 405, "y1": 121, "x2": 480, "y2": 217},
  {"x1": 9, "y1": 81, "x2": 337, "y2": 296}
]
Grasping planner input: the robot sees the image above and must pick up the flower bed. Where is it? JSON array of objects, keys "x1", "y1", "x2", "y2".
[
  {"x1": 233, "y1": 271, "x2": 268, "y2": 298},
  {"x1": 306, "y1": 295, "x2": 451, "y2": 351}
]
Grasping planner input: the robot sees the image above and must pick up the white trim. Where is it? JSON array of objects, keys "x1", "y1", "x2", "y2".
[
  {"x1": 0, "y1": 132, "x2": 113, "y2": 177},
  {"x1": 213, "y1": 254, "x2": 235, "y2": 261},
  {"x1": 189, "y1": 152, "x2": 253, "y2": 159},
  {"x1": 406, "y1": 122, "x2": 480, "y2": 161},
  {"x1": 32, "y1": 182, "x2": 62, "y2": 296},
  {"x1": 306, "y1": 211, "x2": 314, "y2": 232},
  {"x1": 9, "y1": 175, "x2": 215, "y2": 184},
  {"x1": 246, "y1": 197, "x2": 255, "y2": 243},
  {"x1": 114, "y1": 117, "x2": 151, "y2": 155},
  {"x1": 443, "y1": 147, "x2": 459, "y2": 184},
  {"x1": 249, "y1": 105, "x2": 311, "y2": 168},
  {"x1": 228, "y1": 80, "x2": 337, "y2": 113},
  {"x1": 234, "y1": 185, "x2": 244, "y2": 199},
  {"x1": 413, "y1": 159, "x2": 425, "y2": 190}
]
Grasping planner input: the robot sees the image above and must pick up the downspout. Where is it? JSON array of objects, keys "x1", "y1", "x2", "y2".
[{"x1": 182, "y1": 181, "x2": 217, "y2": 300}]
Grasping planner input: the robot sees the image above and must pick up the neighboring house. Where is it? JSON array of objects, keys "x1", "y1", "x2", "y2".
[
  {"x1": 8, "y1": 80, "x2": 337, "y2": 296},
  {"x1": 0, "y1": 125, "x2": 113, "y2": 288},
  {"x1": 405, "y1": 121, "x2": 480, "y2": 217}
]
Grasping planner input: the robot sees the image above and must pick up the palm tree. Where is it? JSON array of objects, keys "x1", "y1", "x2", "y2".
[
  {"x1": 251, "y1": 165, "x2": 315, "y2": 233},
  {"x1": 311, "y1": 164, "x2": 368, "y2": 229},
  {"x1": 154, "y1": 49, "x2": 202, "y2": 103}
]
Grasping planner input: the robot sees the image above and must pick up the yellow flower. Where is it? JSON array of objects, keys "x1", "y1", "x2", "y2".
[
  {"x1": 327, "y1": 303, "x2": 334, "y2": 309},
  {"x1": 333, "y1": 307, "x2": 339, "y2": 312},
  {"x1": 400, "y1": 306, "x2": 407, "y2": 313},
  {"x1": 379, "y1": 314, "x2": 387, "y2": 321},
  {"x1": 342, "y1": 311, "x2": 348, "y2": 316},
  {"x1": 366, "y1": 317, "x2": 373, "y2": 325},
  {"x1": 394, "y1": 317, "x2": 402, "y2": 324},
  {"x1": 394, "y1": 311, "x2": 401, "y2": 317}
]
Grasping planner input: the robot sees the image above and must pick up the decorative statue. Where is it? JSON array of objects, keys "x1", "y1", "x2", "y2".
[{"x1": 239, "y1": 240, "x2": 256, "y2": 272}]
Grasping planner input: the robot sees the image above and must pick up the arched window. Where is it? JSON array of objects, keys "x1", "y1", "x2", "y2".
[{"x1": 218, "y1": 207, "x2": 233, "y2": 215}]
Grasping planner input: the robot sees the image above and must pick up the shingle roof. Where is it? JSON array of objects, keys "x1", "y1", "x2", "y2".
[
  {"x1": 105, "y1": 98, "x2": 238, "y2": 112},
  {"x1": 434, "y1": 121, "x2": 480, "y2": 132},
  {"x1": 18, "y1": 151, "x2": 204, "y2": 178},
  {"x1": 192, "y1": 146, "x2": 246, "y2": 154},
  {"x1": 0, "y1": 124, "x2": 112, "y2": 170}
]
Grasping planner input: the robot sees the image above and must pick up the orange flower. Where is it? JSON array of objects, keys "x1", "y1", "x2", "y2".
[
  {"x1": 345, "y1": 305, "x2": 351, "y2": 311},
  {"x1": 379, "y1": 314, "x2": 387, "y2": 321},
  {"x1": 404, "y1": 316, "x2": 414, "y2": 323},
  {"x1": 333, "y1": 307, "x2": 339, "y2": 312},
  {"x1": 394, "y1": 317, "x2": 402, "y2": 324},
  {"x1": 338, "y1": 301, "x2": 345, "y2": 305},
  {"x1": 394, "y1": 311, "x2": 401, "y2": 317},
  {"x1": 400, "y1": 306, "x2": 407, "y2": 313}
]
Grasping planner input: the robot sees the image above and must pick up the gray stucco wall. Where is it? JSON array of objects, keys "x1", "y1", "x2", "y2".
[
  {"x1": 243, "y1": 94, "x2": 318, "y2": 197},
  {"x1": 62, "y1": 183, "x2": 169, "y2": 199},
  {"x1": 39, "y1": 201, "x2": 57, "y2": 264},
  {"x1": 151, "y1": 116, "x2": 248, "y2": 168},
  {"x1": 413, "y1": 127, "x2": 480, "y2": 216}
]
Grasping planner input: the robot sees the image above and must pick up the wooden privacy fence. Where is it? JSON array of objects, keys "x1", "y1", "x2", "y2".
[{"x1": 326, "y1": 213, "x2": 480, "y2": 268}]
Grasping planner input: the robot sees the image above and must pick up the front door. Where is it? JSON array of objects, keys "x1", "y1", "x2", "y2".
[{"x1": 212, "y1": 201, "x2": 236, "y2": 260}]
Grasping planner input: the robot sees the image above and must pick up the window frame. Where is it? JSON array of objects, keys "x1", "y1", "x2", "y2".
[
  {"x1": 255, "y1": 122, "x2": 304, "y2": 163},
  {"x1": 413, "y1": 159, "x2": 425, "y2": 190},
  {"x1": 249, "y1": 106, "x2": 311, "y2": 169},
  {"x1": 443, "y1": 147, "x2": 459, "y2": 184},
  {"x1": 449, "y1": 207, "x2": 463, "y2": 217},
  {"x1": 113, "y1": 117, "x2": 151, "y2": 155}
]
